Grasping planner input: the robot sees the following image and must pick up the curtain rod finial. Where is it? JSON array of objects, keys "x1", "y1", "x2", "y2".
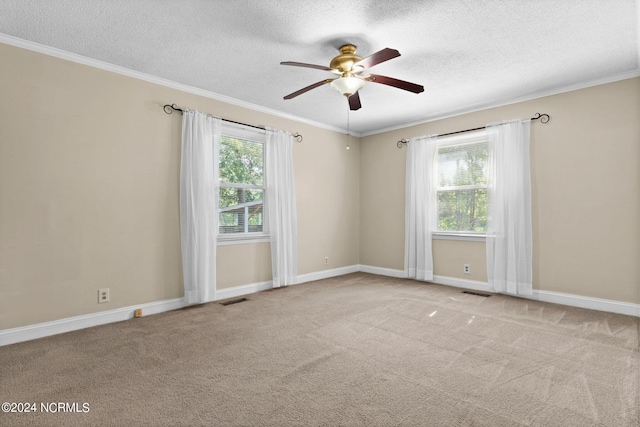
[
  {"x1": 163, "y1": 104, "x2": 183, "y2": 115},
  {"x1": 533, "y1": 113, "x2": 550, "y2": 123}
]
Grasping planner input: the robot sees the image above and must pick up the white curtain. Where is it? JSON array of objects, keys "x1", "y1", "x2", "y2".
[
  {"x1": 265, "y1": 128, "x2": 298, "y2": 287},
  {"x1": 404, "y1": 135, "x2": 438, "y2": 281},
  {"x1": 180, "y1": 110, "x2": 221, "y2": 304},
  {"x1": 485, "y1": 119, "x2": 532, "y2": 295}
]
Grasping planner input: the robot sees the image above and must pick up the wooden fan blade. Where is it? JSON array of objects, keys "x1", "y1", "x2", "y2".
[
  {"x1": 280, "y1": 61, "x2": 335, "y2": 72},
  {"x1": 348, "y1": 91, "x2": 362, "y2": 111},
  {"x1": 366, "y1": 74, "x2": 424, "y2": 93},
  {"x1": 355, "y1": 48, "x2": 400, "y2": 69},
  {"x1": 283, "y1": 79, "x2": 334, "y2": 99}
]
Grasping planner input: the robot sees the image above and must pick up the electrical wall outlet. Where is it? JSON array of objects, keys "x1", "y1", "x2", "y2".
[
  {"x1": 98, "y1": 288, "x2": 110, "y2": 304},
  {"x1": 463, "y1": 264, "x2": 471, "y2": 275},
  {"x1": 324, "y1": 256, "x2": 329, "y2": 265}
]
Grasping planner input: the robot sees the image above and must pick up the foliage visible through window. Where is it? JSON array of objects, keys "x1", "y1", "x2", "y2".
[
  {"x1": 436, "y1": 134, "x2": 488, "y2": 233},
  {"x1": 219, "y1": 135, "x2": 265, "y2": 235}
]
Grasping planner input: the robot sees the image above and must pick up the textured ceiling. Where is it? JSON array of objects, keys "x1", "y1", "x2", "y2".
[{"x1": 1, "y1": 0, "x2": 638, "y2": 135}]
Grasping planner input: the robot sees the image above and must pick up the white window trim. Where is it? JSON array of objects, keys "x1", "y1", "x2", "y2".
[
  {"x1": 432, "y1": 232, "x2": 486, "y2": 242},
  {"x1": 219, "y1": 182, "x2": 264, "y2": 190},
  {"x1": 438, "y1": 183, "x2": 487, "y2": 192},
  {"x1": 437, "y1": 131, "x2": 487, "y2": 147},
  {"x1": 217, "y1": 233, "x2": 270, "y2": 246}
]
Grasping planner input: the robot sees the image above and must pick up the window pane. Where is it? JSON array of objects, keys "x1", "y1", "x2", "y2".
[
  {"x1": 437, "y1": 188, "x2": 487, "y2": 232},
  {"x1": 220, "y1": 212, "x2": 238, "y2": 227},
  {"x1": 438, "y1": 142, "x2": 488, "y2": 187},
  {"x1": 219, "y1": 137, "x2": 263, "y2": 185},
  {"x1": 219, "y1": 188, "x2": 263, "y2": 234}
]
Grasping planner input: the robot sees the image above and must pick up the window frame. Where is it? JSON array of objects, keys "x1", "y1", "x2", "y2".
[
  {"x1": 217, "y1": 122, "x2": 269, "y2": 246},
  {"x1": 432, "y1": 130, "x2": 489, "y2": 241}
]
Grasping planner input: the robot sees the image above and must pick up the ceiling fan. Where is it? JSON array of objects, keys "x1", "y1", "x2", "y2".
[{"x1": 281, "y1": 44, "x2": 424, "y2": 110}]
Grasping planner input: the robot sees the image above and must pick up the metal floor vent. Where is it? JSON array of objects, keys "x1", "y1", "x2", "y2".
[
  {"x1": 220, "y1": 297, "x2": 248, "y2": 306},
  {"x1": 462, "y1": 290, "x2": 491, "y2": 297}
]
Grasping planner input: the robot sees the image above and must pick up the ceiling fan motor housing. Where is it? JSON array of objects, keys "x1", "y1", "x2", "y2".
[{"x1": 330, "y1": 44, "x2": 363, "y2": 76}]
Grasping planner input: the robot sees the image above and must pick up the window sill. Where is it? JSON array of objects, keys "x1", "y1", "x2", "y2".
[
  {"x1": 217, "y1": 234, "x2": 270, "y2": 246},
  {"x1": 432, "y1": 232, "x2": 486, "y2": 242}
]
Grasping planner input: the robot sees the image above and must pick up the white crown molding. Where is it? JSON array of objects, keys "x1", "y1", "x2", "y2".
[
  {"x1": 362, "y1": 68, "x2": 640, "y2": 137},
  {"x1": 8, "y1": 33, "x2": 634, "y2": 140},
  {"x1": 0, "y1": 33, "x2": 350, "y2": 135}
]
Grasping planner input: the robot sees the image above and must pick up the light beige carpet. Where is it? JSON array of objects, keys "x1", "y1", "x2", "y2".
[{"x1": 1, "y1": 273, "x2": 638, "y2": 426}]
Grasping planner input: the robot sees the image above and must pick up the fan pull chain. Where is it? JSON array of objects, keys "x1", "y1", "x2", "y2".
[{"x1": 346, "y1": 109, "x2": 350, "y2": 150}]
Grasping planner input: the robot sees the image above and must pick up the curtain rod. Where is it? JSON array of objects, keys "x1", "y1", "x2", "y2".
[
  {"x1": 163, "y1": 104, "x2": 303, "y2": 143},
  {"x1": 396, "y1": 113, "x2": 550, "y2": 148}
]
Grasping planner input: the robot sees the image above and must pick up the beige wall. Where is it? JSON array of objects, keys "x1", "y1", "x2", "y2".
[
  {"x1": 0, "y1": 42, "x2": 360, "y2": 329},
  {"x1": 360, "y1": 77, "x2": 640, "y2": 304},
  {"x1": 432, "y1": 240, "x2": 487, "y2": 282},
  {"x1": 1, "y1": 40, "x2": 638, "y2": 332}
]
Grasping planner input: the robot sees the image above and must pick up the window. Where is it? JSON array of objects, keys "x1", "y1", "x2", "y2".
[
  {"x1": 218, "y1": 123, "x2": 267, "y2": 242},
  {"x1": 435, "y1": 131, "x2": 488, "y2": 234}
]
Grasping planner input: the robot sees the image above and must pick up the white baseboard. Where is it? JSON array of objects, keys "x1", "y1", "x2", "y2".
[
  {"x1": 3, "y1": 265, "x2": 638, "y2": 346},
  {"x1": 216, "y1": 280, "x2": 273, "y2": 301},
  {"x1": 358, "y1": 265, "x2": 640, "y2": 318},
  {"x1": 0, "y1": 298, "x2": 186, "y2": 347},
  {"x1": 431, "y1": 276, "x2": 639, "y2": 317},
  {"x1": 297, "y1": 265, "x2": 360, "y2": 284},
  {"x1": 0, "y1": 266, "x2": 360, "y2": 347},
  {"x1": 527, "y1": 290, "x2": 640, "y2": 318},
  {"x1": 356, "y1": 266, "x2": 492, "y2": 294},
  {"x1": 431, "y1": 275, "x2": 493, "y2": 293},
  {"x1": 359, "y1": 265, "x2": 407, "y2": 278},
  {"x1": 217, "y1": 265, "x2": 361, "y2": 300}
]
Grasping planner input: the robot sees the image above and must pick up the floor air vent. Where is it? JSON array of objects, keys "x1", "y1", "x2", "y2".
[
  {"x1": 462, "y1": 290, "x2": 491, "y2": 297},
  {"x1": 220, "y1": 297, "x2": 248, "y2": 306}
]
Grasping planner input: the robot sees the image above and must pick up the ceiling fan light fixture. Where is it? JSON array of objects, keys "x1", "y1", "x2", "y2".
[{"x1": 331, "y1": 76, "x2": 365, "y2": 97}]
